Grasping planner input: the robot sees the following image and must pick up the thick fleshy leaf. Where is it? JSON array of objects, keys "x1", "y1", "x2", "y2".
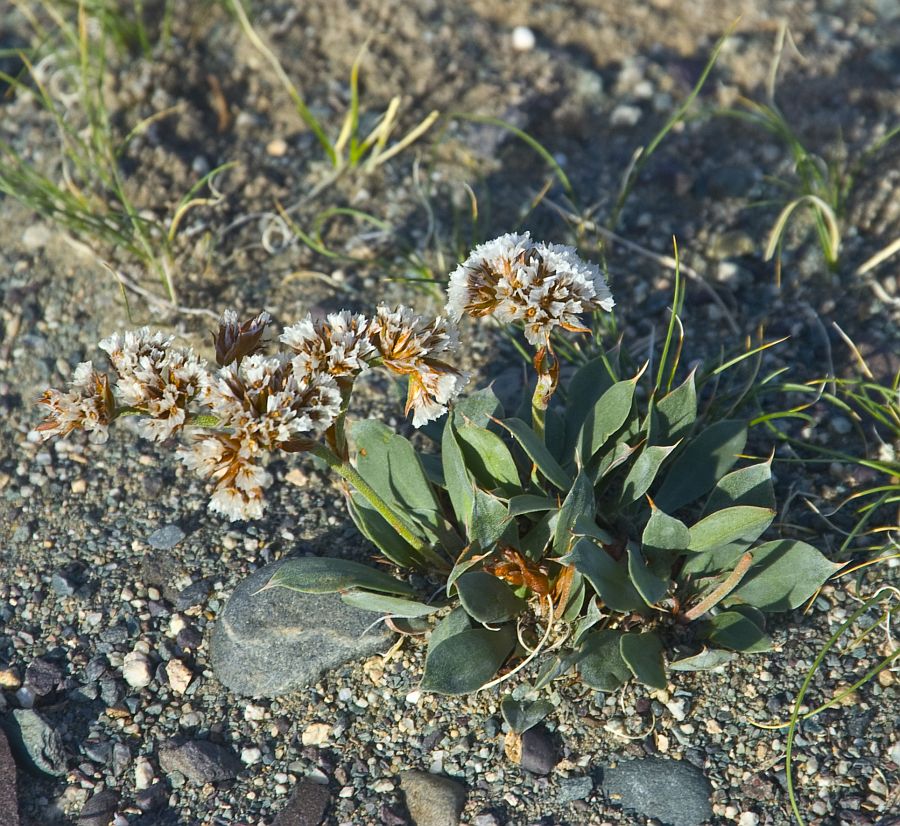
[
  {"x1": 620, "y1": 444, "x2": 679, "y2": 504},
  {"x1": 456, "y1": 422, "x2": 522, "y2": 492},
  {"x1": 352, "y1": 420, "x2": 442, "y2": 539},
  {"x1": 564, "y1": 356, "x2": 615, "y2": 455},
  {"x1": 446, "y1": 544, "x2": 488, "y2": 596},
  {"x1": 564, "y1": 538, "x2": 645, "y2": 613},
  {"x1": 577, "y1": 630, "x2": 630, "y2": 691},
  {"x1": 262, "y1": 557, "x2": 414, "y2": 596},
  {"x1": 545, "y1": 407, "x2": 567, "y2": 463},
  {"x1": 496, "y1": 417, "x2": 573, "y2": 490},
  {"x1": 454, "y1": 386, "x2": 503, "y2": 426},
  {"x1": 455, "y1": 572, "x2": 526, "y2": 624},
  {"x1": 620, "y1": 632, "x2": 666, "y2": 689},
  {"x1": 669, "y1": 648, "x2": 735, "y2": 671},
  {"x1": 534, "y1": 649, "x2": 583, "y2": 689},
  {"x1": 591, "y1": 440, "x2": 642, "y2": 484},
  {"x1": 469, "y1": 489, "x2": 512, "y2": 549},
  {"x1": 421, "y1": 624, "x2": 516, "y2": 695},
  {"x1": 704, "y1": 611, "x2": 771, "y2": 653},
  {"x1": 627, "y1": 546, "x2": 669, "y2": 606},
  {"x1": 500, "y1": 695, "x2": 554, "y2": 734},
  {"x1": 654, "y1": 420, "x2": 748, "y2": 513},
  {"x1": 642, "y1": 506, "x2": 690, "y2": 556},
  {"x1": 687, "y1": 506, "x2": 775, "y2": 553},
  {"x1": 726, "y1": 540, "x2": 842, "y2": 611},
  {"x1": 553, "y1": 471, "x2": 595, "y2": 555},
  {"x1": 442, "y1": 417, "x2": 474, "y2": 527},
  {"x1": 519, "y1": 509, "x2": 558, "y2": 559},
  {"x1": 340, "y1": 591, "x2": 440, "y2": 617},
  {"x1": 560, "y1": 571, "x2": 586, "y2": 622},
  {"x1": 578, "y1": 376, "x2": 639, "y2": 462},
  {"x1": 508, "y1": 495, "x2": 557, "y2": 517},
  {"x1": 572, "y1": 515, "x2": 616, "y2": 546},
  {"x1": 650, "y1": 369, "x2": 697, "y2": 444},
  {"x1": 347, "y1": 491, "x2": 420, "y2": 568},
  {"x1": 428, "y1": 608, "x2": 471, "y2": 654},
  {"x1": 703, "y1": 460, "x2": 775, "y2": 515}
]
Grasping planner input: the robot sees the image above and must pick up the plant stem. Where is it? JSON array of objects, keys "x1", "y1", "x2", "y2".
[{"x1": 310, "y1": 443, "x2": 448, "y2": 571}]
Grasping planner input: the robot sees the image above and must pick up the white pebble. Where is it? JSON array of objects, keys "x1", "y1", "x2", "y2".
[
  {"x1": 134, "y1": 756, "x2": 154, "y2": 790},
  {"x1": 122, "y1": 651, "x2": 152, "y2": 689},
  {"x1": 511, "y1": 25, "x2": 536, "y2": 51},
  {"x1": 165, "y1": 659, "x2": 193, "y2": 695},
  {"x1": 168, "y1": 614, "x2": 186, "y2": 636},
  {"x1": 244, "y1": 704, "x2": 267, "y2": 721},
  {"x1": 738, "y1": 814, "x2": 759, "y2": 826},
  {"x1": 405, "y1": 689, "x2": 422, "y2": 705},
  {"x1": 241, "y1": 747, "x2": 262, "y2": 765},
  {"x1": 301, "y1": 722, "x2": 331, "y2": 746},
  {"x1": 610, "y1": 104, "x2": 643, "y2": 127}
]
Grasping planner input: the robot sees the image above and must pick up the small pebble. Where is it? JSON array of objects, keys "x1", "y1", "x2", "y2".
[
  {"x1": 511, "y1": 25, "x2": 536, "y2": 51},
  {"x1": 122, "y1": 652, "x2": 153, "y2": 689},
  {"x1": 165, "y1": 659, "x2": 193, "y2": 695},
  {"x1": 267, "y1": 138, "x2": 288, "y2": 157}
]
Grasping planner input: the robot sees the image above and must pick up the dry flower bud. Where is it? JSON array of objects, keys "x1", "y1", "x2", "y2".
[
  {"x1": 213, "y1": 310, "x2": 271, "y2": 367},
  {"x1": 36, "y1": 361, "x2": 115, "y2": 444}
]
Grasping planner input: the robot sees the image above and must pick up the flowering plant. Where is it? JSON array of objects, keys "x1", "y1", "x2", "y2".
[{"x1": 39, "y1": 232, "x2": 840, "y2": 697}]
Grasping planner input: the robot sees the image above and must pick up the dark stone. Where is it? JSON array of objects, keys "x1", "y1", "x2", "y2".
[
  {"x1": 3, "y1": 709, "x2": 67, "y2": 777},
  {"x1": 175, "y1": 627, "x2": 203, "y2": 651},
  {"x1": 135, "y1": 781, "x2": 168, "y2": 813},
  {"x1": 110, "y1": 743, "x2": 130, "y2": 777},
  {"x1": 84, "y1": 656, "x2": 109, "y2": 683},
  {"x1": 600, "y1": 757, "x2": 712, "y2": 826},
  {"x1": 78, "y1": 789, "x2": 119, "y2": 825},
  {"x1": 400, "y1": 771, "x2": 466, "y2": 826},
  {"x1": 158, "y1": 740, "x2": 242, "y2": 784},
  {"x1": 0, "y1": 726, "x2": 19, "y2": 826},
  {"x1": 147, "y1": 524, "x2": 185, "y2": 550},
  {"x1": 50, "y1": 572, "x2": 76, "y2": 597},
  {"x1": 99, "y1": 678, "x2": 123, "y2": 706},
  {"x1": 175, "y1": 578, "x2": 214, "y2": 610},
  {"x1": 271, "y1": 778, "x2": 330, "y2": 826},
  {"x1": 557, "y1": 775, "x2": 593, "y2": 803},
  {"x1": 139, "y1": 553, "x2": 183, "y2": 602},
  {"x1": 209, "y1": 560, "x2": 394, "y2": 698},
  {"x1": 24, "y1": 658, "x2": 64, "y2": 696},
  {"x1": 518, "y1": 727, "x2": 558, "y2": 775},
  {"x1": 82, "y1": 741, "x2": 112, "y2": 766}
]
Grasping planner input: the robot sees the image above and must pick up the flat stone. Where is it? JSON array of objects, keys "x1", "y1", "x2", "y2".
[
  {"x1": 209, "y1": 560, "x2": 394, "y2": 698},
  {"x1": 400, "y1": 770, "x2": 466, "y2": 826},
  {"x1": 557, "y1": 775, "x2": 593, "y2": 803},
  {"x1": 518, "y1": 727, "x2": 558, "y2": 775},
  {"x1": 158, "y1": 740, "x2": 242, "y2": 784},
  {"x1": 78, "y1": 789, "x2": 119, "y2": 826},
  {"x1": 24, "y1": 658, "x2": 64, "y2": 696},
  {"x1": 272, "y1": 778, "x2": 330, "y2": 826},
  {"x1": 600, "y1": 757, "x2": 712, "y2": 826},
  {"x1": 146, "y1": 524, "x2": 185, "y2": 550},
  {"x1": 0, "y1": 727, "x2": 19, "y2": 826},
  {"x1": 3, "y1": 709, "x2": 67, "y2": 777}
]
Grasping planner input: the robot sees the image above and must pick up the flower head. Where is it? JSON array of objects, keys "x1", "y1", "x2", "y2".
[
  {"x1": 369, "y1": 305, "x2": 467, "y2": 426},
  {"x1": 281, "y1": 311, "x2": 375, "y2": 381},
  {"x1": 36, "y1": 361, "x2": 115, "y2": 443},
  {"x1": 213, "y1": 310, "x2": 271, "y2": 367},
  {"x1": 99, "y1": 327, "x2": 208, "y2": 442},
  {"x1": 447, "y1": 232, "x2": 614, "y2": 346}
]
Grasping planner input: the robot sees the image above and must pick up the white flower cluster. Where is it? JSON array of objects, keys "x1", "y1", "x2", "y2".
[
  {"x1": 446, "y1": 231, "x2": 614, "y2": 346},
  {"x1": 36, "y1": 361, "x2": 114, "y2": 444}
]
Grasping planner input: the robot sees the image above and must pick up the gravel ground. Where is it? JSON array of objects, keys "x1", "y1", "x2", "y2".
[{"x1": 1, "y1": 0, "x2": 898, "y2": 824}]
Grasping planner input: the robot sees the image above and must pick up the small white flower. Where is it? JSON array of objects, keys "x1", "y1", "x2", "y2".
[
  {"x1": 281, "y1": 311, "x2": 375, "y2": 380},
  {"x1": 36, "y1": 361, "x2": 114, "y2": 444},
  {"x1": 209, "y1": 485, "x2": 266, "y2": 522},
  {"x1": 446, "y1": 233, "x2": 614, "y2": 346}
]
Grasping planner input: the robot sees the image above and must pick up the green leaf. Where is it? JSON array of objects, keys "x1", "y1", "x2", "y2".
[
  {"x1": 456, "y1": 421, "x2": 522, "y2": 492},
  {"x1": 455, "y1": 572, "x2": 526, "y2": 624},
  {"x1": 454, "y1": 386, "x2": 503, "y2": 426},
  {"x1": 340, "y1": 591, "x2": 440, "y2": 617},
  {"x1": 560, "y1": 572, "x2": 586, "y2": 622},
  {"x1": 520, "y1": 509, "x2": 558, "y2": 559},
  {"x1": 627, "y1": 546, "x2": 669, "y2": 606},
  {"x1": 508, "y1": 494, "x2": 556, "y2": 517},
  {"x1": 496, "y1": 417, "x2": 573, "y2": 490},
  {"x1": 469, "y1": 489, "x2": 512, "y2": 549},
  {"x1": 669, "y1": 648, "x2": 735, "y2": 671},
  {"x1": 578, "y1": 376, "x2": 639, "y2": 462},
  {"x1": 428, "y1": 608, "x2": 471, "y2": 655},
  {"x1": 352, "y1": 420, "x2": 443, "y2": 539},
  {"x1": 564, "y1": 538, "x2": 646, "y2": 613},
  {"x1": 620, "y1": 632, "x2": 666, "y2": 689},
  {"x1": 446, "y1": 544, "x2": 487, "y2": 596},
  {"x1": 545, "y1": 407, "x2": 567, "y2": 463},
  {"x1": 573, "y1": 595, "x2": 603, "y2": 644},
  {"x1": 687, "y1": 506, "x2": 775, "y2": 553},
  {"x1": 621, "y1": 443, "x2": 679, "y2": 504},
  {"x1": 703, "y1": 460, "x2": 775, "y2": 514},
  {"x1": 654, "y1": 420, "x2": 748, "y2": 512},
  {"x1": 642, "y1": 506, "x2": 690, "y2": 556},
  {"x1": 421, "y1": 624, "x2": 516, "y2": 695},
  {"x1": 553, "y1": 471, "x2": 595, "y2": 555},
  {"x1": 442, "y1": 417, "x2": 474, "y2": 527},
  {"x1": 650, "y1": 369, "x2": 697, "y2": 444},
  {"x1": 726, "y1": 540, "x2": 842, "y2": 612},
  {"x1": 590, "y1": 440, "x2": 641, "y2": 484},
  {"x1": 500, "y1": 695, "x2": 554, "y2": 734},
  {"x1": 577, "y1": 630, "x2": 630, "y2": 692},
  {"x1": 262, "y1": 557, "x2": 414, "y2": 596},
  {"x1": 564, "y1": 356, "x2": 615, "y2": 454},
  {"x1": 704, "y1": 611, "x2": 771, "y2": 653},
  {"x1": 347, "y1": 491, "x2": 419, "y2": 567}
]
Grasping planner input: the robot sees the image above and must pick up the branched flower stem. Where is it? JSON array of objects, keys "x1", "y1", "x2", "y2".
[{"x1": 309, "y1": 443, "x2": 449, "y2": 571}]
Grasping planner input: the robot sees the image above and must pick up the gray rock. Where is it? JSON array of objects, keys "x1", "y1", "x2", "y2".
[
  {"x1": 24, "y1": 658, "x2": 64, "y2": 696},
  {"x1": 400, "y1": 771, "x2": 466, "y2": 826},
  {"x1": 158, "y1": 740, "x2": 242, "y2": 784},
  {"x1": 557, "y1": 775, "x2": 593, "y2": 803},
  {"x1": 600, "y1": 757, "x2": 712, "y2": 826},
  {"x1": 518, "y1": 727, "x2": 558, "y2": 775},
  {"x1": 210, "y1": 560, "x2": 394, "y2": 698},
  {"x1": 78, "y1": 789, "x2": 119, "y2": 825},
  {"x1": 0, "y1": 727, "x2": 19, "y2": 826},
  {"x1": 147, "y1": 524, "x2": 185, "y2": 550},
  {"x1": 3, "y1": 709, "x2": 67, "y2": 777},
  {"x1": 271, "y1": 778, "x2": 330, "y2": 826},
  {"x1": 134, "y1": 782, "x2": 168, "y2": 813}
]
